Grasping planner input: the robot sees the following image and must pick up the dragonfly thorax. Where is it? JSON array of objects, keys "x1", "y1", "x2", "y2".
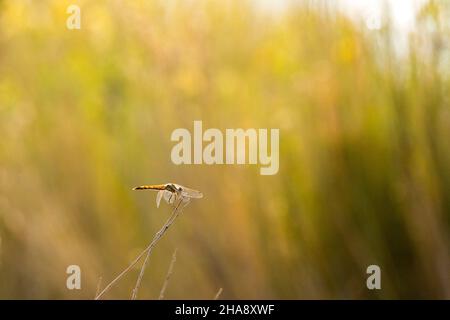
[{"x1": 165, "y1": 183, "x2": 182, "y2": 193}]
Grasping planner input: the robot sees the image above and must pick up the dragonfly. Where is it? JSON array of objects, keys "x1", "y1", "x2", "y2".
[{"x1": 133, "y1": 183, "x2": 203, "y2": 208}]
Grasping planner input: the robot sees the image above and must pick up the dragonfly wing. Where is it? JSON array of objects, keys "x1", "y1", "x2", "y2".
[
  {"x1": 182, "y1": 197, "x2": 191, "y2": 204},
  {"x1": 180, "y1": 187, "x2": 203, "y2": 199},
  {"x1": 163, "y1": 190, "x2": 175, "y2": 205},
  {"x1": 156, "y1": 190, "x2": 164, "y2": 208},
  {"x1": 170, "y1": 193, "x2": 176, "y2": 204}
]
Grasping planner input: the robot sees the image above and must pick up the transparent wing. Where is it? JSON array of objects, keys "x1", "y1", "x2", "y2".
[
  {"x1": 156, "y1": 190, "x2": 164, "y2": 208},
  {"x1": 179, "y1": 185, "x2": 203, "y2": 199},
  {"x1": 163, "y1": 190, "x2": 176, "y2": 204}
]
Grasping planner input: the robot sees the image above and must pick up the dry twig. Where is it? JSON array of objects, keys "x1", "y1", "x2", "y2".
[
  {"x1": 131, "y1": 199, "x2": 185, "y2": 300},
  {"x1": 214, "y1": 288, "x2": 223, "y2": 300},
  {"x1": 158, "y1": 248, "x2": 178, "y2": 300},
  {"x1": 95, "y1": 277, "x2": 102, "y2": 298},
  {"x1": 95, "y1": 199, "x2": 184, "y2": 300}
]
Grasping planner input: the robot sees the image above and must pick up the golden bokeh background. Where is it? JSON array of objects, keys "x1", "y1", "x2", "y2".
[{"x1": 0, "y1": 0, "x2": 449, "y2": 299}]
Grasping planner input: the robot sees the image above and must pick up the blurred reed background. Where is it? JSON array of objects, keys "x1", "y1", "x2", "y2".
[{"x1": 0, "y1": 0, "x2": 449, "y2": 299}]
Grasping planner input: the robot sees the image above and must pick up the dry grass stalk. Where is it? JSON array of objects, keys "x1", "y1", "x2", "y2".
[
  {"x1": 214, "y1": 288, "x2": 223, "y2": 300},
  {"x1": 95, "y1": 199, "x2": 184, "y2": 300},
  {"x1": 158, "y1": 248, "x2": 178, "y2": 300},
  {"x1": 131, "y1": 199, "x2": 185, "y2": 300},
  {"x1": 95, "y1": 277, "x2": 102, "y2": 298}
]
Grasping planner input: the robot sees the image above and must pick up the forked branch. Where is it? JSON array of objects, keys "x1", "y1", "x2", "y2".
[{"x1": 95, "y1": 199, "x2": 184, "y2": 300}]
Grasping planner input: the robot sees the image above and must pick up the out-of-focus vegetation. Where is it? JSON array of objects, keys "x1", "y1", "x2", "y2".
[{"x1": 0, "y1": 0, "x2": 449, "y2": 299}]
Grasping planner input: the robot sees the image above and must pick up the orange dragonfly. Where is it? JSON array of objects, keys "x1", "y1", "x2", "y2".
[{"x1": 133, "y1": 183, "x2": 203, "y2": 207}]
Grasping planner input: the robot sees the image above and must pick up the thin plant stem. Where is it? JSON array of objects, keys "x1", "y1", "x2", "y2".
[
  {"x1": 130, "y1": 199, "x2": 185, "y2": 300},
  {"x1": 95, "y1": 277, "x2": 102, "y2": 298},
  {"x1": 95, "y1": 199, "x2": 184, "y2": 300},
  {"x1": 158, "y1": 248, "x2": 178, "y2": 300},
  {"x1": 214, "y1": 288, "x2": 223, "y2": 300}
]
